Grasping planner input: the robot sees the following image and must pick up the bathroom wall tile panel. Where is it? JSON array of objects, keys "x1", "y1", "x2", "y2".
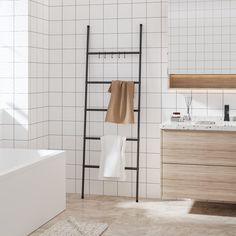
[
  {"x1": 46, "y1": 0, "x2": 168, "y2": 198},
  {"x1": 0, "y1": 0, "x2": 49, "y2": 148},
  {"x1": 167, "y1": 0, "x2": 236, "y2": 123}
]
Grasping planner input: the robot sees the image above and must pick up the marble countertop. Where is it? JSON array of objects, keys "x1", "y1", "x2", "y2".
[{"x1": 161, "y1": 120, "x2": 236, "y2": 132}]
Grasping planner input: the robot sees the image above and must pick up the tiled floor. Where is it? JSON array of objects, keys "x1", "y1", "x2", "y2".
[{"x1": 31, "y1": 194, "x2": 236, "y2": 236}]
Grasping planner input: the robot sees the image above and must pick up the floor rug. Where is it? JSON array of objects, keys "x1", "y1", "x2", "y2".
[{"x1": 40, "y1": 217, "x2": 108, "y2": 236}]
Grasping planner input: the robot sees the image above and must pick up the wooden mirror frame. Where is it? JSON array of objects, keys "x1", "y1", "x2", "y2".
[{"x1": 169, "y1": 74, "x2": 236, "y2": 89}]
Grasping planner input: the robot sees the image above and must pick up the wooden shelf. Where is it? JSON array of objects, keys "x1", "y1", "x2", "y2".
[{"x1": 169, "y1": 74, "x2": 236, "y2": 89}]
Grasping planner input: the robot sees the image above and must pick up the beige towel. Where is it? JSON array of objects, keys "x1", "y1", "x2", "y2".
[{"x1": 105, "y1": 80, "x2": 135, "y2": 124}]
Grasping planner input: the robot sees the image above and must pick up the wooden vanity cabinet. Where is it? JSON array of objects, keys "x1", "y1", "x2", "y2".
[{"x1": 161, "y1": 130, "x2": 236, "y2": 202}]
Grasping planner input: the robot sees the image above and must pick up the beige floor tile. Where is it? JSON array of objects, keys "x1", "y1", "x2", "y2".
[{"x1": 31, "y1": 194, "x2": 236, "y2": 236}]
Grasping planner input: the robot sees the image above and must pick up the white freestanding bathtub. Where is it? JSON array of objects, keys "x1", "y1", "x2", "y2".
[{"x1": 0, "y1": 148, "x2": 66, "y2": 236}]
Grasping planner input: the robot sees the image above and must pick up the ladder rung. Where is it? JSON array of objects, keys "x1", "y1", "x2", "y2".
[
  {"x1": 84, "y1": 165, "x2": 99, "y2": 168},
  {"x1": 84, "y1": 165, "x2": 137, "y2": 170},
  {"x1": 86, "y1": 108, "x2": 139, "y2": 112},
  {"x1": 85, "y1": 137, "x2": 138, "y2": 141},
  {"x1": 87, "y1": 81, "x2": 140, "y2": 85},
  {"x1": 88, "y1": 51, "x2": 140, "y2": 55},
  {"x1": 126, "y1": 167, "x2": 138, "y2": 170}
]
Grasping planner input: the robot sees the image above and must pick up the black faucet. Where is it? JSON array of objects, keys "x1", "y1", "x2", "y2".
[{"x1": 224, "y1": 105, "x2": 230, "y2": 121}]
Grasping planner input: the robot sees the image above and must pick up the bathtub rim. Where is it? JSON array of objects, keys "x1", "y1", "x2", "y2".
[{"x1": 0, "y1": 148, "x2": 65, "y2": 180}]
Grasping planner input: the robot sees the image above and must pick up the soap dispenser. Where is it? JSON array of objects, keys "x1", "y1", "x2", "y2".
[{"x1": 224, "y1": 105, "x2": 230, "y2": 121}]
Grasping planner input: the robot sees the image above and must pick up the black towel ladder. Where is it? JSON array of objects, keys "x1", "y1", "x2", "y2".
[{"x1": 81, "y1": 24, "x2": 143, "y2": 202}]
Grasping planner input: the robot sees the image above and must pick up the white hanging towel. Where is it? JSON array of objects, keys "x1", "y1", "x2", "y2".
[{"x1": 99, "y1": 135, "x2": 126, "y2": 181}]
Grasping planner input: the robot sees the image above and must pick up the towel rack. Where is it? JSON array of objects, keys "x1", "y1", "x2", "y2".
[{"x1": 81, "y1": 24, "x2": 143, "y2": 202}]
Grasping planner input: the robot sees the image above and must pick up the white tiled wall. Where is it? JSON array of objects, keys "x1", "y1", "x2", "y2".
[
  {"x1": 0, "y1": 0, "x2": 49, "y2": 148},
  {"x1": 169, "y1": 0, "x2": 236, "y2": 74},
  {"x1": 28, "y1": 0, "x2": 49, "y2": 149},
  {"x1": 2, "y1": 0, "x2": 235, "y2": 199},
  {"x1": 163, "y1": 0, "x2": 236, "y2": 123},
  {"x1": 0, "y1": 0, "x2": 30, "y2": 148},
  {"x1": 48, "y1": 0, "x2": 167, "y2": 198}
]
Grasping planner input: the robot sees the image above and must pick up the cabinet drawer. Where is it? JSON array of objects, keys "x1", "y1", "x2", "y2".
[
  {"x1": 163, "y1": 164, "x2": 236, "y2": 183},
  {"x1": 162, "y1": 164, "x2": 236, "y2": 202},
  {"x1": 162, "y1": 179, "x2": 236, "y2": 202},
  {"x1": 163, "y1": 149, "x2": 236, "y2": 167},
  {"x1": 162, "y1": 130, "x2": 236, "y2": 152}
]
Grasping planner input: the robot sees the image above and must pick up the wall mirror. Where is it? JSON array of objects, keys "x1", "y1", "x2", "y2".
[{"x1": 168, "y1": 0, "x2": 236, "y2": 88}]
